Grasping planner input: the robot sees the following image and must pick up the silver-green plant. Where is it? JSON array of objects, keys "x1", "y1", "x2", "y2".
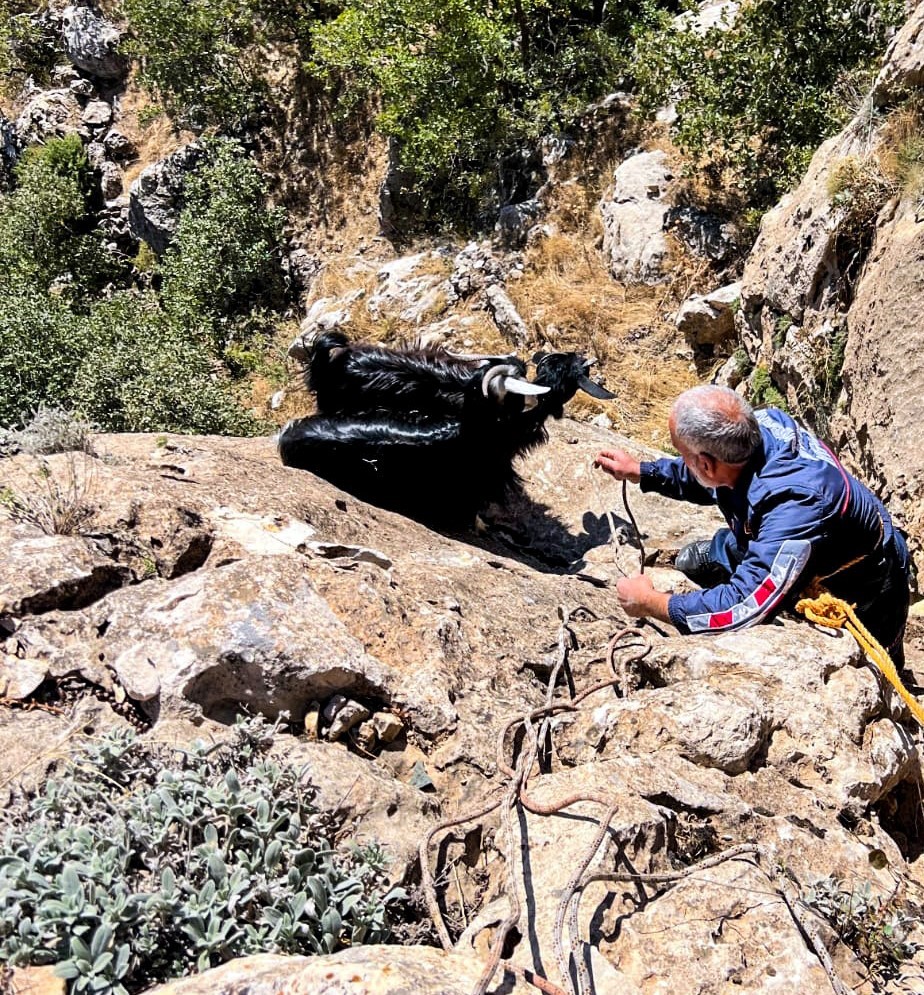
[
  {"x1": 802, "y1": 876, "x2": 917, "y2": 981},
  {"x1": 0, "y1": 716, "x2": 406, "y2": 994}
]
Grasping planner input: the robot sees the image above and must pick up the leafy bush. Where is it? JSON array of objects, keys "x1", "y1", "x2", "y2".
[
  {"x1": 749, "y1": 364, "x2": 788, "y2": 410},
  {"x1": 311, "y1": 1, "x2": 660, "y2": 216},
  {"x1": 0, "y1": 717, "x2": 406, "y2": 994},
  {"x1": 120, "y1": 0, "x2": 267, "y2": 129},
  {"x1": 632, "y1": 0, "x2": 904, "y2": 205},
  {"x1": 0, "y1": 135, "x2": 117, "y2": 297},
  {"x1": 160, "y1": 138, "x2": 286, "y2": 352},
  {"x1": 0, "y1": 1, "x2": 58, "y2": 96},
  {"x1": 71, "y1": 292, "x2": 262, "y2": 435}
]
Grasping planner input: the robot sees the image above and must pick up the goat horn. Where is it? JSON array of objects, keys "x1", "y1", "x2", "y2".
[
  {"x1": 503, "y1": 377, "x2": 551, "y2": 396},
  {"x1": 481, "y1": 363, "x2": 521, "y2": 398}
]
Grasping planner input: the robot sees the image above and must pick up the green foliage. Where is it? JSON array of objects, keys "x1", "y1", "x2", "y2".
[
  {"x1": 71, "y1": 292, "x2": 262, "y2": 434},
  {"x1": 160, "y1": 138, "x2": 286, "y2": 352},
  {"x1": 0, "y1": 717, "x2": 406, "y2": 994},
  {"x1": 0, "y1": 137, "x2": 280, "y2": 435},
  {"x1": 0, "y1": 0, "x2": 58, "y2": 95},
  {"x1": 749, "y1": 364, "x2": 788, "y2": 411},
  {"x1": 121, "y1": 0, "x2": 269, "y2": 128},
  {"x1": 802, "y1": 877, "x2": 916, "y2": 981},
  {"x1": 0, "y1": 136, "x2": 117, "y2": 296},
  {"x1": 632, "y1": 0, "x2": 904, "y2": 204},
  {"x1": 311, "y1": 1, "x2": 659, "y2": 215}
]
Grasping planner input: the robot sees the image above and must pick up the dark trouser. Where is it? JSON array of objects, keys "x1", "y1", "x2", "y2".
[{"x1": 709, "y1": 527, "x2": 911, "y2": 672}]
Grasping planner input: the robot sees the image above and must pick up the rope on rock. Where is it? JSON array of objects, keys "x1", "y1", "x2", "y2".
[{"x1": 795, "y1": 586, "x2": 924, "y2": 728}]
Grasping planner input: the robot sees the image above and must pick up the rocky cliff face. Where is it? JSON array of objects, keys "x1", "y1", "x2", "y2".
[{"x1": 4, "y1": 421, "x2": 924, "y2": 994}]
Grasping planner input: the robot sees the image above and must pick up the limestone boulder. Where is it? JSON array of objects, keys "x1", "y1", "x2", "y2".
[
  {"x1": 15, "y1": 89, "x2": 81, "y2": 145},
  {"x1": 61, "y1": 5, "x2": 128, "y2": 80},
  {"x1": 600, "y1": 150, "x2": 674, "y2": 284},
  {"x1": 144, "y1": 948, "x2": 534, "y2": 995},
  {"x1": 676, "y1": 281, "x2": 741, "y2": 348},
  {"x1": 128, "y1": 144, "x2": 204, "y2": 253}
]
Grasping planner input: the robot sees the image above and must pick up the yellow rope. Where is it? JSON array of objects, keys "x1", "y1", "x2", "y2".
[{"x1": 795, "y1": 587, "x2": 924, "y2": 728}]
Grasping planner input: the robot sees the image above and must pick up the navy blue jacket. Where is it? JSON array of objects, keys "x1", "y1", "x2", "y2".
[{"x1": 639, "y1": 408, "x2": 905, "y2": 634}]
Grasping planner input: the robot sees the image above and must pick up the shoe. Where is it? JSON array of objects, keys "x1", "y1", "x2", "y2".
[{"x1": 675, "y1": 539, "x2": 730, "y2": 587}]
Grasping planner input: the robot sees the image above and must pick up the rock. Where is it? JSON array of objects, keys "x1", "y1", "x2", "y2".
[
  {"x1": 676, "y1": 282, "x2": 742, "y2": 347},
  {"x1": 325, "y1": 696, "x2": 371, "y2": 740},
  {"x1": 144, "y1": 948, "x2": 534, "y2": 995},
  {"x1": 449, "y1": 240, "x2": 507, "y2": 299},
  {"x1": 665, "y1": 204, "x2": 739, "y2": 264},
  {"x1": 371, "y1": 711, "x2": 403, "y2": 743},
  {"x1": 0, "y1": 115, "x2": 21, "y2": 187},
  {"x1": 61, "y1": 6, "x2": 128, "y2": 80},
  {"x1": 600, "y1": 150, "x2": 674, "y2": 284},
  {"x1": 81, "y1": 99, "x2": 112, "y2": 130},
  {"x1": 277, "y1": 740, "x2": 436, "y2": 880},
  {"x1": 408, "y1": 759, "x2": 435, "y2": 791},
  {"x1": 674, "y1": 0, "x2": 740, "y2": 34},
  {"x1": 15, "y1": 89, "x2": 81, "y2": 145},
  {"x1": 99, "y1": 160, "x2": 122, "y2": 200},
  {"x1": 0, "y1": 524, "x2": 132, "y2": 621},
  {"x1": 873, "y1": 2, "x2": 924, "y2": 104},
  {"x1": 128, "y1": 144, "x2": 204, "y2": 254},
  {"x1": 0, "y1": 654, "x2": 47, "y2": 699},
  {"x1": 8, "y1": 964, "x2": 66, "y2": 995},
  {"x1": 102, "y1": 129, "x2": 137, "y2": 161},
  {"x1": 495, "y1": 197, "x2": 542, "y2": 247},
  {"x1": 484, "y1": 284, "x2": 529, "y2": 347},
  {"x1": 366, "y1": 252, "x2": 449, "y2": 324}
]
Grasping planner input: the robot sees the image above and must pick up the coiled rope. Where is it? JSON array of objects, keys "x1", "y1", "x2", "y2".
[{"x1": 795, "y1": 585, "x2": 924, "y2": 728}]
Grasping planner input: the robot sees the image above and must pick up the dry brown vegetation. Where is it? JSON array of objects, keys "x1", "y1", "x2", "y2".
[{"x1": 117, "y1": 82, "x2": 196, "y2": 189}]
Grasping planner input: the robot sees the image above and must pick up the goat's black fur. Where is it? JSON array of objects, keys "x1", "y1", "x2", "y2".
[
  {"x1": 308, "y1": 331, "x2": 524, "y2": 421},
  {"x1": 279, "y1": 333, "x2": 614, "y2": 526}
]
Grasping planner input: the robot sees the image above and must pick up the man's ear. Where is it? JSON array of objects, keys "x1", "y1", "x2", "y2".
[{"x1": 700, "y1": 453, "x2": 717, "y2": 477}]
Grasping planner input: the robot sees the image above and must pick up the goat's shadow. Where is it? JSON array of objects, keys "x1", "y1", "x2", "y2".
[{"x1": 439, "y1": 490, "x2": 637, "y2": 575}]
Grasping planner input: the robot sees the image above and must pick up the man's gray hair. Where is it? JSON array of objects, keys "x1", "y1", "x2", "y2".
[{"x1": 672, "y1": 385, "x2": 762, "y2": 464}]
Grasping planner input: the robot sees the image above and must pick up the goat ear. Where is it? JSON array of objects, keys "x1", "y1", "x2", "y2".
[
  {"x1": 578, "y1": 376, "x2": 615, "y2": 400},
  {"x1": 531, "y1": 351, "x2": 547, "y2": 365}
]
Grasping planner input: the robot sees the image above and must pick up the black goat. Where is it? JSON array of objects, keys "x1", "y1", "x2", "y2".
[
  {"x1": 307, "y1": 331, "x2": 532, "y2": 420},
  {"x1": 278, "y1": 334, "x2": 614, "y2": 525}
]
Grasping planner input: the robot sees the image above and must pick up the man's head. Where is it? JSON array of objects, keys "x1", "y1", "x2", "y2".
[{"x1": 669, "y1": 385, "x2": 761, "y2": 488}]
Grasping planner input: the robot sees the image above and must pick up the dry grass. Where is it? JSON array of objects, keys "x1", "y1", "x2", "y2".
[
  {"x1": 507, "y1": 225, "x2": 698, "y2": 448},
  {"x1": 117, "y1": 81, "x2": 196, "y2": 189},
  {"x1": 877, "y1": 100, "x2": 924, "y2": 203},
  {"x1": 0, "y1": 454, "x2": 97, "y2": 536}
]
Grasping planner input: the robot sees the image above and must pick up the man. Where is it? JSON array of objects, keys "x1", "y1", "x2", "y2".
[{"x1": 594, "y1": 385, "x2": 911, "y2": 667}]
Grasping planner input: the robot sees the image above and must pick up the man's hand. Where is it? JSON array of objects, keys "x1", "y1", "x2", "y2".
[
  {"x1": 594, "y1": 449, "x2": 641, "y2": 483},
  {"x1": 616, "y1": 573, "x2": 672, "y2": 623}
]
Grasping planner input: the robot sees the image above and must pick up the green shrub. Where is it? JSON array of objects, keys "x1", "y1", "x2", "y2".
[
  {"x1": 311, "y1": 0, "x2": 658, "y2": 217},
  {"x1": 0, "y1": 1, "x2": 58, "y2": 95},
  {"x1": 160, "y1": 138, "x2": 286, "y2": 352},
  {"x1": 632, "y1": 0, "x2": 904, "y2": 205},
  {"x1": 121, "y1": 0, "x2": 268, "y2": 128},
  {"x1": 0, "y1": 716, "x2": 406, "y2": 994},
  {"x1": 0, "y1": 136, "x2": 117, "y2": 296},
  {"x1": 749, "y1": 364, "x2": 788, "y2": 410},
  {"x1": 0, "y1": 279, "x2": 93, "y2": 428},
  {"x1": 72, "y1": 292, "x2": 263, "y2": 435},
  {"x1": 803, "y1": 876, "x2": 916, "y2": 982}
]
